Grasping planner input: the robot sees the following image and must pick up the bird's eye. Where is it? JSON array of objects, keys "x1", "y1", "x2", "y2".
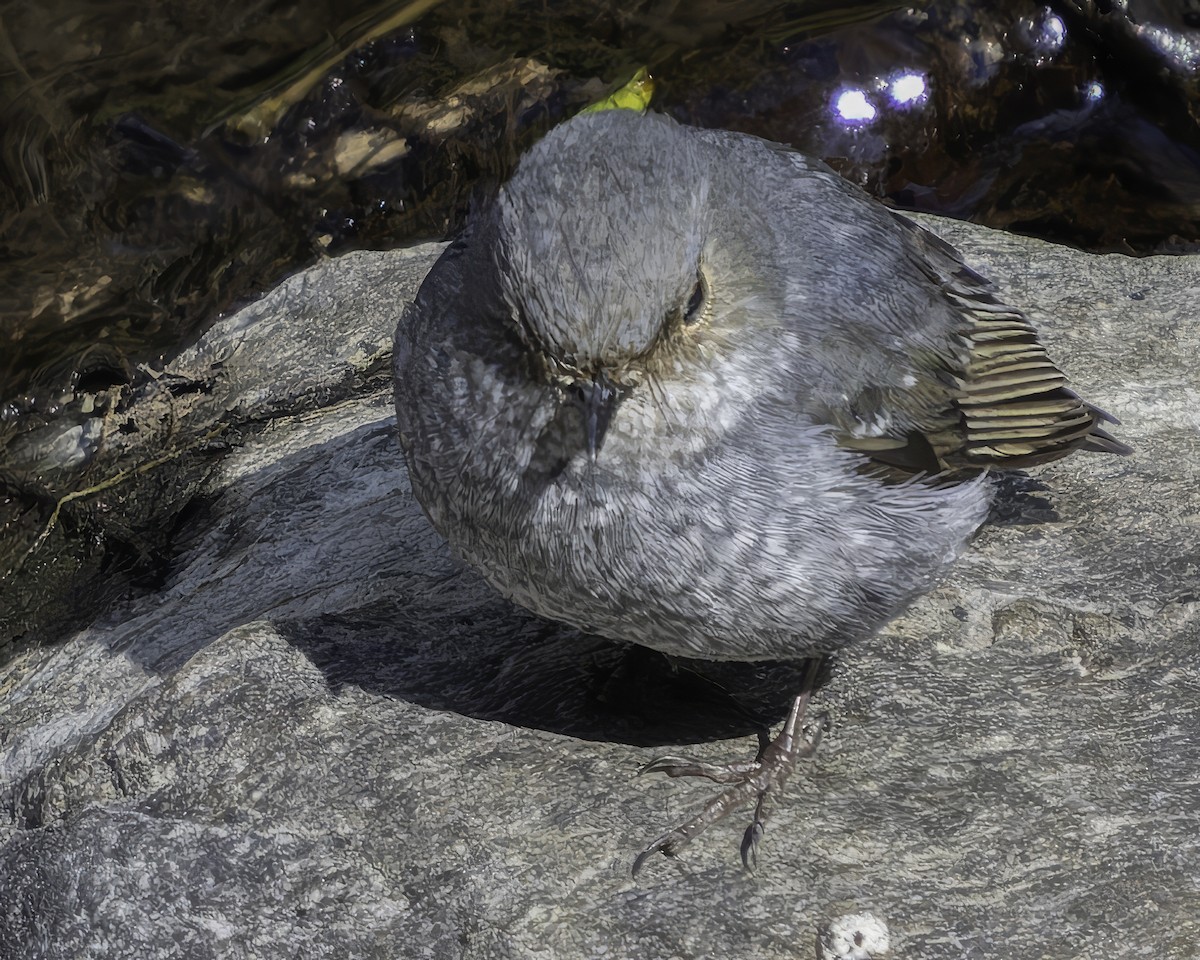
[{"x1": 683, "y1": 273, "x2": 706, "y2": 326}]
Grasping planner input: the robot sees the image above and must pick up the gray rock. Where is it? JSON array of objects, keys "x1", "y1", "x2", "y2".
[
  {"x1": 0, "y1": 246, "x2": 433, "y2": 654},
  {"x1": 1, "y1": 216, "x2": 1197, "y2": 959}
]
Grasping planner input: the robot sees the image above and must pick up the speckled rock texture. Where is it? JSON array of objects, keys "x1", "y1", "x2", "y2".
[{"x1": 1, "y1": 218, "x2": 1197, "y2": 960}]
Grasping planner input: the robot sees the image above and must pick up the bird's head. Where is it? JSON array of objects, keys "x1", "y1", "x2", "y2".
[{"x1": 489, "y1": 111, "x2": 714, "y2": 456}]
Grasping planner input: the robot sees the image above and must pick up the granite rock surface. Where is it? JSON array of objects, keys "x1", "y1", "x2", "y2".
[{"x1": 1, "y1": 219, "x2": 1198, "y2": 959}]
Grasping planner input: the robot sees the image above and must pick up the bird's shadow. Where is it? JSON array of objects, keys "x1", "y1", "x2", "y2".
[
  {"x1": 986, "y1": 471, "x2": 1060, "y2": 525},
  {"x1": 279, "y1": 583, "x2": 824, "y2": 748}
]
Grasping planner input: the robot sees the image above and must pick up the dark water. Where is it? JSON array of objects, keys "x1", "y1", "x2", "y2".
[
  {"x1": 2, "y1": 0, "x2": 1198, "y2": 651},
  {"x1": 0, "y1": 2, "x2": 1195, "y2": 415},
  {"x1": 3, "y1": 0, "x2": 1199, "y2": 416}
]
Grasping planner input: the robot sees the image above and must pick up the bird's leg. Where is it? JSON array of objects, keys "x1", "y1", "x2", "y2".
[{"x1": 632, "y1": 659, "x2": 827, "y2": 876}]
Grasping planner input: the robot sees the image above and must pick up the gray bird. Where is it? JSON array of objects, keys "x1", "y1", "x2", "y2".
[{"x1": 392, "y1": 109, "x2": 1129, "y2": 873}]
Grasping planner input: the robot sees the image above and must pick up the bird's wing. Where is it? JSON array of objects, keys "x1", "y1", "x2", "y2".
[
  {"x1": 838, "y1": 213, "x2": 1130, "y2": 472},
  {"x1": 695, "y1": 127, "x2": 1128, "y2": 474}
]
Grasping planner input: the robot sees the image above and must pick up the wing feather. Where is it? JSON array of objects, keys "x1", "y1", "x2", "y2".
[{"x1": 843, "y1": 214, "x2": 1131, "y2": 471}]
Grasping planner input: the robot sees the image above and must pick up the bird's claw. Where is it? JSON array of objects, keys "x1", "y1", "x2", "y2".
[
  {"x1": 740, "y1": 815, "x2": 765, "y2": 870},
  {"x1": 638, "y1": 755, "x2": 759, "y2": 783},
  {"x1": 632, "y1": 828, "x2": 686, "y2": 877},
  {"x1": 740, "y1": 783, "x2": 776, "y2": 870},
  {"x1": 631, "y1": 662, "x2": 827, "y2": 876}
]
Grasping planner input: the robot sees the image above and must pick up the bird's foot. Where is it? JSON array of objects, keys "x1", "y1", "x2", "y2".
[{"x1": 632, "y1": 667, "x2": 827, "y2": 876}]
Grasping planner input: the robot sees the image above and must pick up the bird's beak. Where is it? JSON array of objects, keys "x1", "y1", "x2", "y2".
[{"x1": 576, "y1": 373, "x2": 623, "y2": 462}]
